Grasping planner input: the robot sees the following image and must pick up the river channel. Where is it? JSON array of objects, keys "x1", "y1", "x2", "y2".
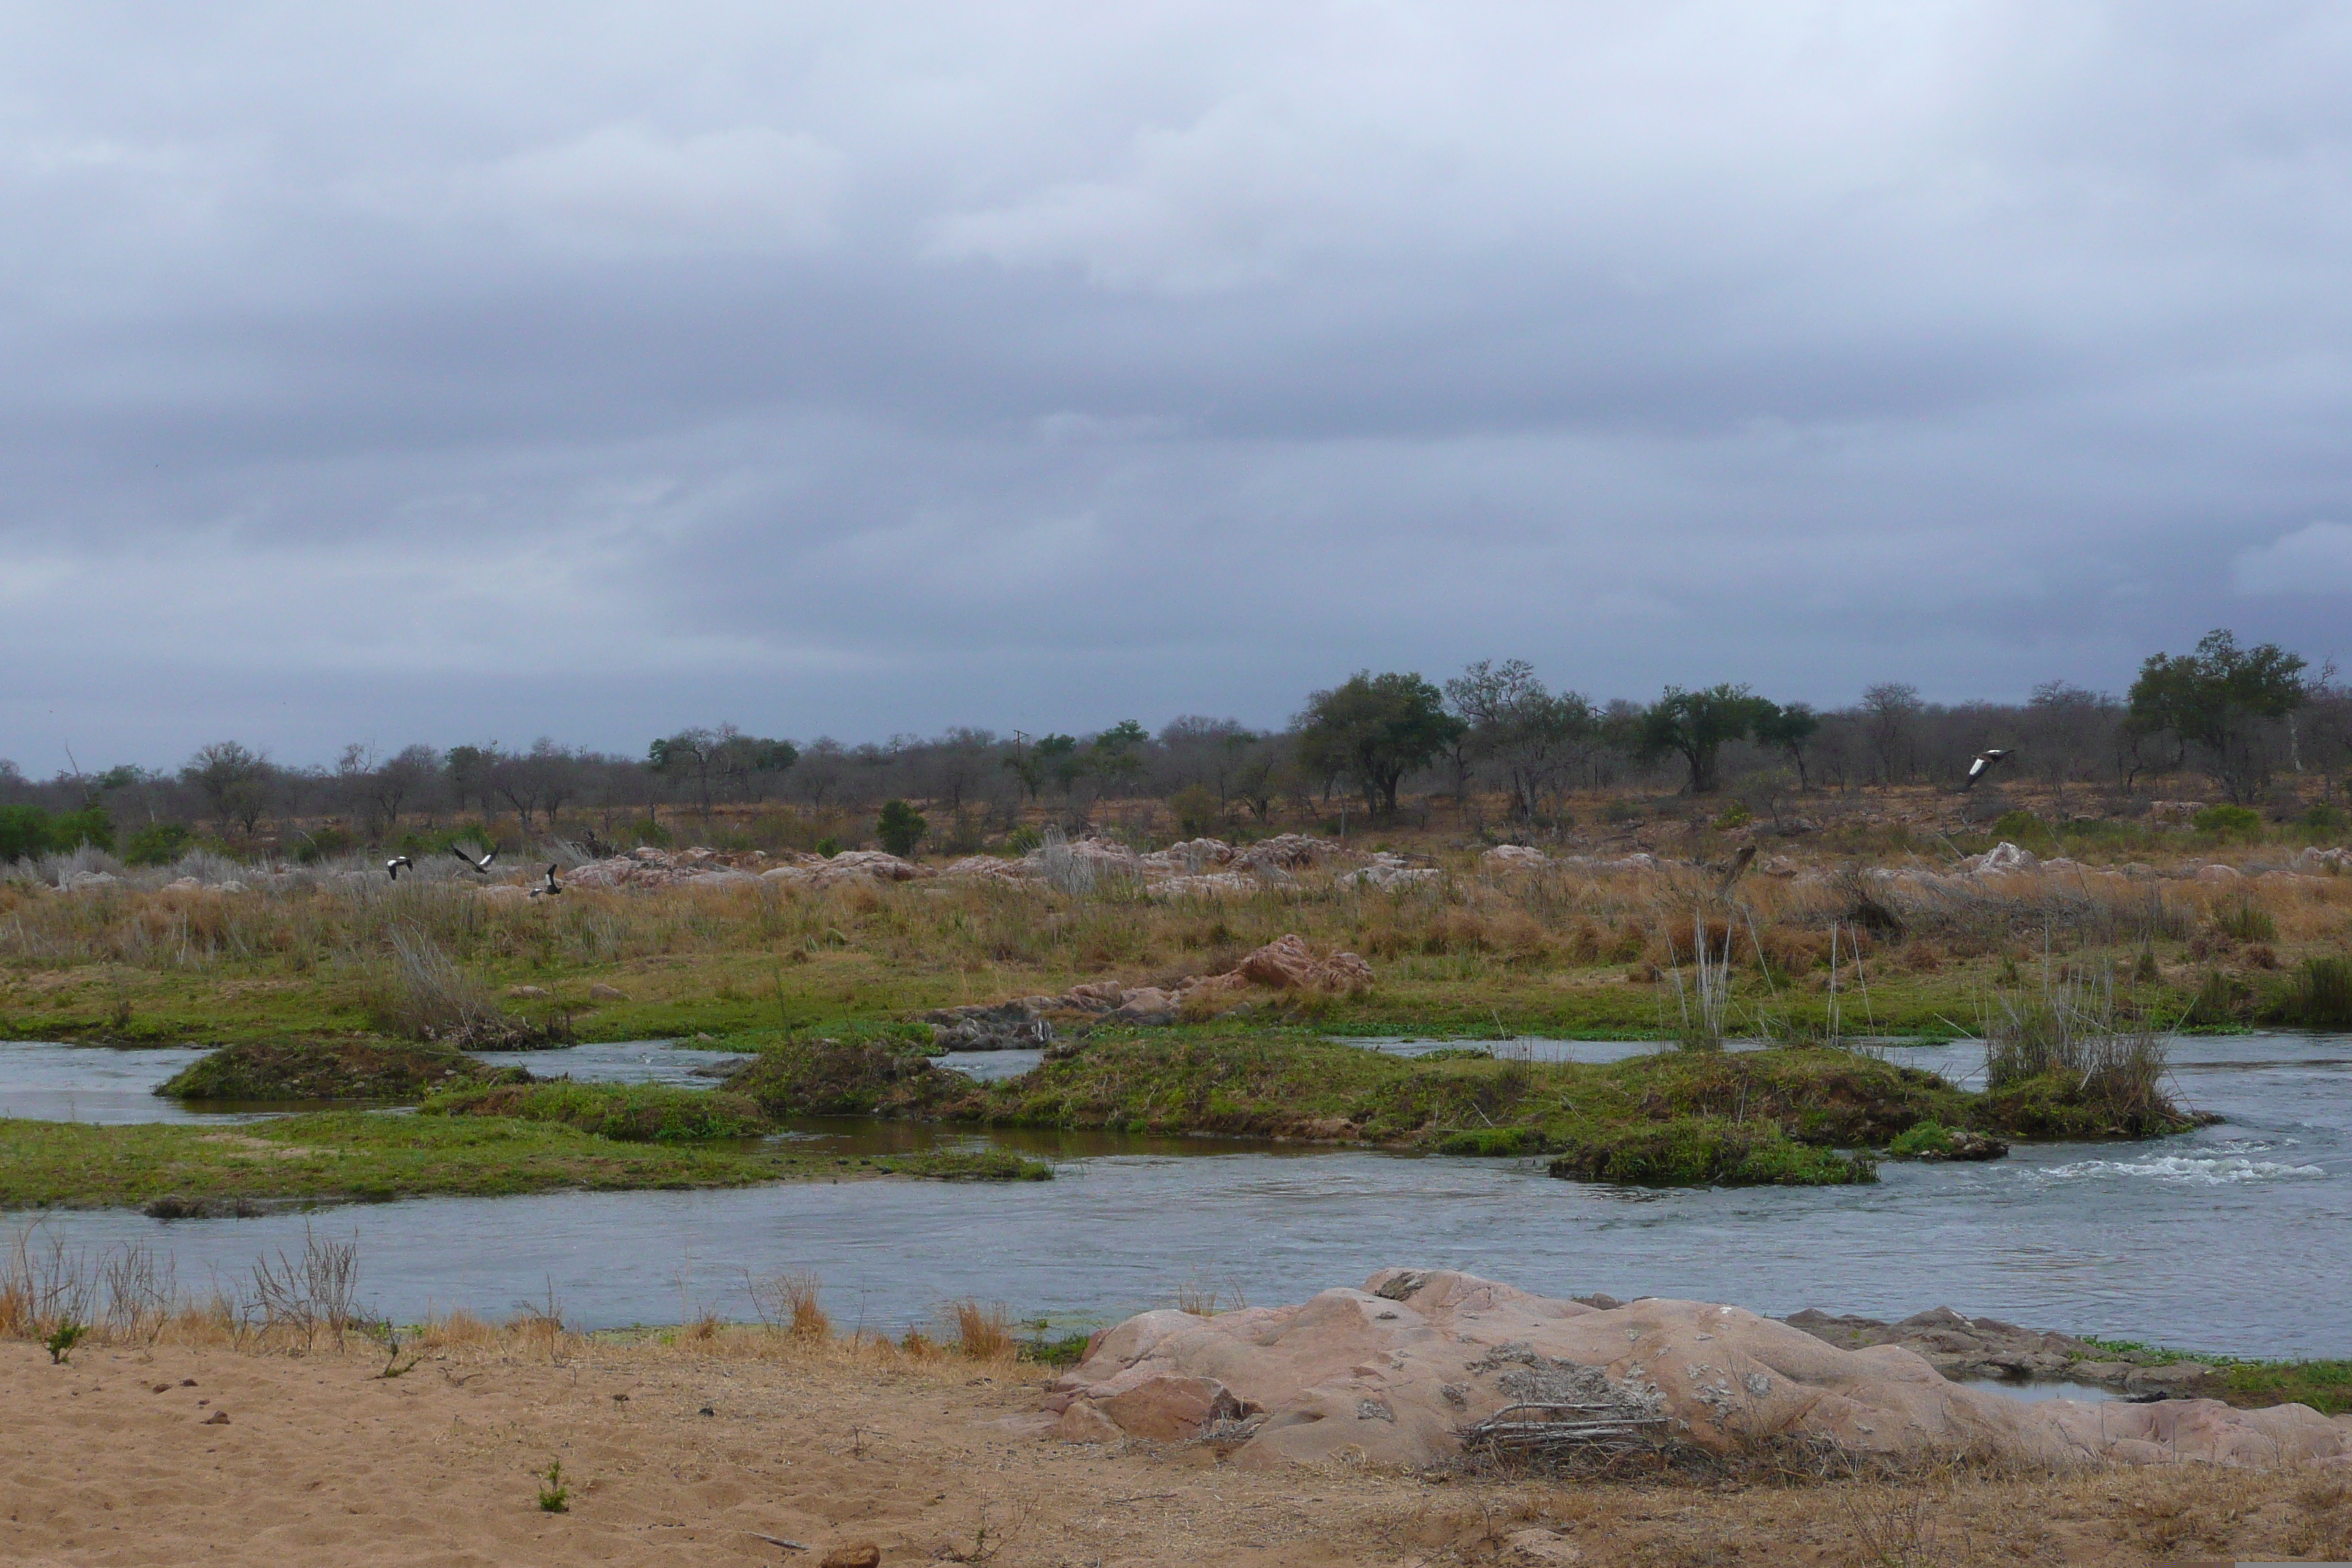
[{"x1": 2, "y1": 1034, "x2": 2344, "y2": 1356}]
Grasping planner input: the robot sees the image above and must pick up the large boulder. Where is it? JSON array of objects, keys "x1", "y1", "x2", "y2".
[
  {"x1": 1231, "y1": 934, "x2": 1374, "y2": 994},
  {"x1": 1033, "y1": 1270, "x2": 2352, "y2": 1473}
]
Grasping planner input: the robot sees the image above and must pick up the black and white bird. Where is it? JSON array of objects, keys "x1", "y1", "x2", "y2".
[
  {"x1": 529, "y1": 864, "x2": 562, "y2": 899},
  {"x1": 1961, "y1": 749, "x2": 2013, "y2": 791},
  {"x1": 452, "y1": 844, "x2": 498, "y2": 875},
  {"x1": 385, "y1": 855, "x2": 415, "y2": 881}
]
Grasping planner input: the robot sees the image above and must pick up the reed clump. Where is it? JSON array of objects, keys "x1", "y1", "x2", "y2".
[{"x1": 1976, "y1": 966, "x2": 2197, "y2": 1137}]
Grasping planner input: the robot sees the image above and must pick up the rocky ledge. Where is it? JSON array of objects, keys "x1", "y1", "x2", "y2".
[
  {"x1": 1783, "y1": 1306, "x2": 2220, "y2": 1398},
  {"x1": 1016, "y1": 1269, "x2": 2345, "y2": 1472}
]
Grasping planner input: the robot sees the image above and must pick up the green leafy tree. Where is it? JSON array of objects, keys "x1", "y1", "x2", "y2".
[
  {"x1": 1752, "y1": 701, "x2": 1821, "y2": 791},
  {"x1": 1032, "y1": 734, "x2": 1085, "y2": 794},
  {"x1": 1444, "y1": 659, "x2": 1595, "y2": 822},
  {"x1": 1086, "y1": 720, "x2": 1150, "y2": 793},
  {"x1": 0, "y1": 804, "x2": 51, "y2": 862},
  {"x1": 647, "y1": 728, "x2": 717, "y2": 813},
  {"x1": 1296, "y1": 671, "x2": 1466, "y2": 815},
  {"x1": 180, "y1": 741, "x2": 274, "y2": 836},
  {"x1": 2127, "y1": 630, "x2": 2308, "y2": 803},
  {"x1": 875, "y1": 799, "x2": 927, "y2": 856},
  {"x1": 1637, "y1": 685, "x2": 1772, "y2": 795}
]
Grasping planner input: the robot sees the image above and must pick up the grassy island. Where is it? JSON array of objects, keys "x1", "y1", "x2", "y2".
[{"x1": 720, "y1": 1025, "x2": 2200, "y2": 1186}]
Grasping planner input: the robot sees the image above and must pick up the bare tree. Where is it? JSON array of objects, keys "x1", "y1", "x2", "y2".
[{"x1": 1861, "y1": 683, "x2": 1924, "y2": 784}]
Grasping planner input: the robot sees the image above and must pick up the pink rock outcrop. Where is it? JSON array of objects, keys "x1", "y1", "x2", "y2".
[{"x1": 1030, "y1": 1270, "x2": 2352, "y2": 1473}]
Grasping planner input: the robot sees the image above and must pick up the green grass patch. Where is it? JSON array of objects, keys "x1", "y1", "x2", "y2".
[
  {"x1": 2217, "y1": 1360, "x2": 2352, "y2": 1416},
  {"x1": 0, "y1": 1101, "x2": 1049, "y2": 1210},
  {"x1": 421, "y1": 1080, "x2": 769, "y2": 1141},
  {"x1": 1546, "y1": 1117, "x2": 1874, "y2": 1186}
]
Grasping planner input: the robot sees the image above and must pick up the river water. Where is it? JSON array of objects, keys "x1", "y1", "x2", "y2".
[{"x1": 2, "y1": 1034, "x2": 2344, "y2": 1356}]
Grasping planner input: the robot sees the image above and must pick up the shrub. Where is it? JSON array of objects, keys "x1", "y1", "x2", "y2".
[
  {"x1": 48, "y1": 805, "x2": 114, "y2": 853},
  {"x1": 1169, "y1": 783, "x2": 1221, "y2": 836},
  {"x1": 2215, "y1": 899, "x2": 2278, "y2": 944},
  {"x1": 1991, "y1": 809, "x2": 2049, "y2": 842},
  {"x1": 0, "y1": 804, "x2": 114, "y2": 860},
  {"x1": 875, "y1": 799, "x2": 927, "y2": 856},
  {"x1": 293, "y1": 824, "x2": 353, "y2": 864},
  {"x1": 121, "y1": 821, "x2": 196, "y2": 865},
  {"x1": 2304, "y1": 803, "x2": 2348, "y2": 832},
  {"x1": 2193, "y1": 804, "x2": 2263, "y2": 837},
  {"x1": 813, "y1": 836, "x2": 841, "y2": 858},
  {"x1": 0, "y1": 804, "x2": 50, "y2": 862}
]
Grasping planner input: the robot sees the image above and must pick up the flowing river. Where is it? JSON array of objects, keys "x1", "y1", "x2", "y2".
[{"x1": 3, "y1": 1034, "x2": 2345, "y2": 1356}]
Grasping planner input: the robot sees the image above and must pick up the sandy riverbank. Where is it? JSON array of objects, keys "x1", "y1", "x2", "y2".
[{"x1": 6, "y1": 1328, "x2": 2351, "y2": 1567}]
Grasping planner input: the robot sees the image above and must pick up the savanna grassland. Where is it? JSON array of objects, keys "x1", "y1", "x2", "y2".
[{"x1": 4, "y1": 788, "x2": 2349, "y2": 1047}]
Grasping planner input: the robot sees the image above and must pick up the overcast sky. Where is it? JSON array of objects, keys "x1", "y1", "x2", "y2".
[{"x1": 5, "y1": 1, "x2": 2351, "y2": 770}]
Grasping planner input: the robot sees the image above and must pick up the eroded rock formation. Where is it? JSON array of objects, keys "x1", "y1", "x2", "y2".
[{"x1": 1025, "y1": 1270, "x2": 2351, "y2": 1473}]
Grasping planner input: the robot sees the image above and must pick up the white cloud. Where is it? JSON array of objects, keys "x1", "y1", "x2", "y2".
[{"x1": 2231, "y1": 522, "x2": 2352, "y2": 595}]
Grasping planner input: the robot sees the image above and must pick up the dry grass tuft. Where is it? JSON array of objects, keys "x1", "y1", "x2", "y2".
[{"x1": 946, "y1": 1299, "x2": 1015, "y2": 1361}]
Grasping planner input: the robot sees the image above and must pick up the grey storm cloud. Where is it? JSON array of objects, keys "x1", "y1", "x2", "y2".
[{"x1": 5, "y1": 1, "x2": 2352, "y2": 766}]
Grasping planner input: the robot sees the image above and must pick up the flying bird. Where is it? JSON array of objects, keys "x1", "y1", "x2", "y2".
[
  {"x1": 452, "y1": 844, "x2": 497, "y2": 874},
  {"x1": 529, "y1": 864, "x2": 562, "y2": 900},
  {"x1": 385, "y1": 856, "x2": 414, "y2": 881},
  {"x1": 1961, "y1": 749, "x2": 2013, "y2": 791}
]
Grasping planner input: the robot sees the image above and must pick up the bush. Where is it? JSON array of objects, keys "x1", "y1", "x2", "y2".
[
  {"x1": 814, "y1": 836, "x2": 841, "y2": 858},
  {"x1": 875, "y1": 799, "x2": 927, "y2": 857},
  {"x1": 1169, "y1": 783, "x2": 1221, "y2": 836},
  {"x1": 2193, "y1": 804, "x2": 2263, "y2": 837},
  {"x1": 0, "y1": 804, "x2": 50, "y2": 862},
  {"x1": 1990, "y1": 808, "x2": 2049, "y2": 842},
  {"x1": 2304, "y1": 803, "x2": 2348, "y2": 832},
  {"x1": 293, "y1": 824, "x2": 354, "y2": 864},
  {"x1": 121, "y1": 821, "x2": 196, "y2": 865}
]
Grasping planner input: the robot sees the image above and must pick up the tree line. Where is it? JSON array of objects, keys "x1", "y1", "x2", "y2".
[{"x1": 1, "y1": 629, "x2": 2342, "y2": 859}]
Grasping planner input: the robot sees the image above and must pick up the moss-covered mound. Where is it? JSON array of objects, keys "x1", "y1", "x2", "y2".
[
  {"x1": 157, "y1": 1040, "x2": 519, "y2": 1102},
  {"x1": 725, "y1": 1035, "x2": 965, "y2": 1119},
  {"x1": 421, "y1": 1081, "x2": 770, "y2": 1142},
  {"x1": 1545, "y1": 1117, "x2": 1873, "y2": 1186},
  {"x1": 1970, "y1": 1072, "x2": 2211, "y2": 1139}
]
